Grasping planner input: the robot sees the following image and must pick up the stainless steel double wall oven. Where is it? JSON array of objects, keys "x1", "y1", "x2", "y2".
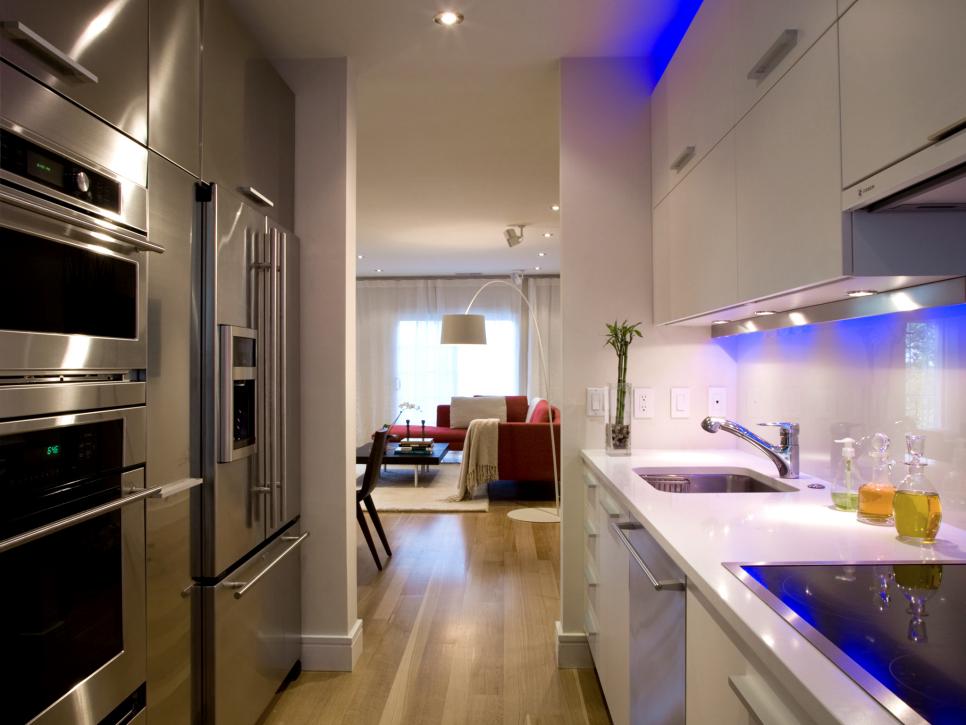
[{"x1": 0, "y1": 57, "x2": 161, "y2": 725}]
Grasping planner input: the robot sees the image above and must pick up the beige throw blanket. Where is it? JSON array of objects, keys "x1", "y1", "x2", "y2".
[{"x1": 452, "y1": 418, "x2": 500, "y2": 500}]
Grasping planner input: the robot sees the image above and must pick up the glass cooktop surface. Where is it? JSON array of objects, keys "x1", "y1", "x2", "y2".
[{"x1": 731, "y1": 562, "x2": 966, "y2": 724}]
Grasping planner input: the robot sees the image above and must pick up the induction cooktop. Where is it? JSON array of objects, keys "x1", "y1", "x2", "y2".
[{"x1": 726, "y1": 562, "x2": 966, "y2": 725}]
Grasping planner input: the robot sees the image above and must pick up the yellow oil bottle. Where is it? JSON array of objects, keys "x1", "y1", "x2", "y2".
[{"x1": 894, "y1": 434, "x2": 942, "y2": 544}]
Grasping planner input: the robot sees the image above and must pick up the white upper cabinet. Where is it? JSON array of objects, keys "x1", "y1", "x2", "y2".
[
  {"x1": 839, "y1": 0, "x2": 966, "y2": 188},
  {"x1": 655, "y1": 134, "x2": 739, "y2": 323},
  {"x1": 736, "y1": 29, "x2": 842, "y2": 301},
  {"x1": 651, "y1": 0, "x2": 736, "y2": 205},
  {"x1": 732, "y1": 0, "x2": 837, "y2": 114}
]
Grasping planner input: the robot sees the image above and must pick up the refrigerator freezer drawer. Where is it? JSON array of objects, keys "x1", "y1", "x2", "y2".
[{"x1": 202, "y1": 521, "x2": 304, "y2": 725}]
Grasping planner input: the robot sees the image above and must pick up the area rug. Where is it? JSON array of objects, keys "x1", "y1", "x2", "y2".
[{"x1": 362, "y1": 457, "x2": 488, "y2": 512}]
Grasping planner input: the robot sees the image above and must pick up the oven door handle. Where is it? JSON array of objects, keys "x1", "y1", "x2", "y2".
[
  {"x1": 0, "y1": 186, "x2": 161, "y2": 253},
  {"x1": 0, "y1": 484, "x2": 163, "y2": 554}
]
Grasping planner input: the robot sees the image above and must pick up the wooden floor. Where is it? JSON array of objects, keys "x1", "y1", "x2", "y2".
[{"x1": 262, "y1": 502, "x2": 611, "y2": 725}]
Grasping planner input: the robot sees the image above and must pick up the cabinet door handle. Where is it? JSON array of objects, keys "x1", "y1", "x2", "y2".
[
  {"x1": 1, "y1": 21, "x2": 98, "y2": 82},
  {"x1": 728, "y1": 675, "x2": 804, "y2": 724},
  {"x1": 599, "y1": 495, "x2": 621, "y2": 517},
  {"x1": 669, "y1": 145, "x2": 696, "y2": 172},
  {"x1": 747, "y1": 29, "x2": 799, "y2": 81},
  {"x1": 927, "y1": 115, "x2": 966, "y2": 143},
  {"x1": 241, "y1": 186, "x2": 275, "y2": 208}
]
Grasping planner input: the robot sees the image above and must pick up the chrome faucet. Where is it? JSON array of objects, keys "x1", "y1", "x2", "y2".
[{"x1": 701, "y1": 417, "x2": 800, "y2": 479}]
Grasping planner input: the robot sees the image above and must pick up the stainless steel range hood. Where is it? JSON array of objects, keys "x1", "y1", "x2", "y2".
[{"x1": 866, "y1": 160, "x2": 966, "y2": 212}]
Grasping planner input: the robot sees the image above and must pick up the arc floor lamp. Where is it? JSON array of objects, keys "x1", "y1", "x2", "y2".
[{"x1": 441, "y1": 279, "x2": 560, "y2": 524}]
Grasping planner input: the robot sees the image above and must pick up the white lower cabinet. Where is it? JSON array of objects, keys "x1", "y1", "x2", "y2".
[
  {"x1": 584, "y1": 473, "x2": 630, "y2": 724},
  {"x1": 687, "y1": 589, "x2": 813, "y2": 725}
]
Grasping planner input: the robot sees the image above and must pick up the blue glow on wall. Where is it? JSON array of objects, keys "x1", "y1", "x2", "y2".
[{"x1": 646, "y1": 0, "x2": 704, "y2": 90}]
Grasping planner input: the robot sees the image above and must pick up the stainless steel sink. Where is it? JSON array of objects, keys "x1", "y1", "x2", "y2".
[{"x1": 634, "y1": 470, "x2": 798, "y2": 494}]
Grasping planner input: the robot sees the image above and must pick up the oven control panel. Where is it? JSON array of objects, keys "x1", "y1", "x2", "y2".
[{"x1": 1, "y1": 129, "x2": 120, "y2": 212}]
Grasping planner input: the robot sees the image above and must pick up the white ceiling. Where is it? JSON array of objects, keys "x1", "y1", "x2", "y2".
[{"x1": 230, "y1": 0, "x2": 699, "y2": 276}]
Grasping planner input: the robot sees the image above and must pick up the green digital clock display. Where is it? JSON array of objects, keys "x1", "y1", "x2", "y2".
[{"x1": 46, "y1": 444, "x2": 61, "y2": 457}]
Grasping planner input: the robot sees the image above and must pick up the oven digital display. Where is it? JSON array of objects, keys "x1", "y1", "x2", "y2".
[{"x1": 26, "y1": 150, "x2": 64, "y2": 188}]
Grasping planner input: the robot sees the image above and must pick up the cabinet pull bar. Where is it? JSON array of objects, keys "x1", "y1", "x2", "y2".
[
  {"x1": 224, "y1": 532, "x2": 309, "y2": 599},
  {"x1": 599, "y1": 495, "x2": 621, "y2": 517},
  {"x1": 927, "y1": 115, "x2": 966, "y2": 143},
  {"x1": 669, "y1": 145, "x2": 696, "y2": 172},
  {"x1": 611, "y1": 522, "x2": 686, "y2": 591},
  {"x1": 747, "y1": 29, "x2": 799, "y2": 81},
  {"x1": 1, "y1": 21, "x2": 98, "y2": 82},
  {"x1": 241, "y1": 186, "x2": 275, "y2": 208}
]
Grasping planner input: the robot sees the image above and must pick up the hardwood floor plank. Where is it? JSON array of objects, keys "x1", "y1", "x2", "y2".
[{"x1": 263, "y1": 503, "x2": 610, "y2": 725}]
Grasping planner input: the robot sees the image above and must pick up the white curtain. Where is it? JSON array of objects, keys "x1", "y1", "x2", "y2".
[
  {"x1": 357, "y1": 278, "x2": 560, "y2": 444},
  {"x1": 525, "y1": 277, "x2": 562, "y2": 403}
]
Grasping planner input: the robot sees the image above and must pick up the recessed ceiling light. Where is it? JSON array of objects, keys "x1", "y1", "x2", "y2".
[
  {"x1": 534, "y1": 266, "x2": 541, "y2": 271},
  {"x1": 711, "y1": 320, "x2": 730, "y2": 325},
  {"x1": 357, "y1": 254, "x2": 364, "y2": 260},
  {"x1": 538, "y1": 252, "x2": 546, "y2": 257},
  {"x1": 754, "y1": 310, "x2": 776, "y2": 317},
  {"x1": 375, "y1": 268, "x2": 383, "y2": 273},
  {"x1": 551, "y1": 204, "x2": 560, "y2": 212},
  {"x1": 433, "y1": 10, "x2": 463, "y2": 26},
  {"x1": 846, "y1": 289, "x2": 878, "y2": 298},
  {"x1": 543, "y1": 232, "x2": 553, "y2": 238}
]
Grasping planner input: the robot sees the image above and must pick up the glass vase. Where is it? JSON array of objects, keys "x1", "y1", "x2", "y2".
[{"x1": 606, "y1": 382, "x2": 631, "y2": 456}]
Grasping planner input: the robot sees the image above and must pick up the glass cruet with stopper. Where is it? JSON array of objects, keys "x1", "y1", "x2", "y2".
[
  {"x1": 857, "y1": 433, "x2": 895, "y2": 525},
  {"x1": 831, "y1": 437, "x2": 862, "y2": 511},
  {"x1": 894, "y1": 434, "x2": 943, "y2": 544}
]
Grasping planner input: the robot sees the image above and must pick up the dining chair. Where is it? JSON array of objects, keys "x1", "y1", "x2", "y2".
[{"x1": 357, "y1": 428, "x2": 392, "y2": 570}]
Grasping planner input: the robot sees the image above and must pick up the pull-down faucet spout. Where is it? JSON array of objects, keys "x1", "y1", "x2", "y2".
[{"x1": 701, "y1": 417, "x2": 800, "y2": 479}]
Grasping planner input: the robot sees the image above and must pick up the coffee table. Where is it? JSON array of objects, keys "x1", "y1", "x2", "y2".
[{"x1": 356, "y1": 441, "x2": 451, "y2": 487}]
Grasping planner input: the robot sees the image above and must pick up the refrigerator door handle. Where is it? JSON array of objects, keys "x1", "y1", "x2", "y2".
[
  {"x1": 269, "y1": 227, "x2": 281, "y2": 530},
  {"x1": 277, "y1": 231, "x2": 287, "y2": 527},
  {"x1": 222, "y1": 531, "x2": 309, "y2": 599}
]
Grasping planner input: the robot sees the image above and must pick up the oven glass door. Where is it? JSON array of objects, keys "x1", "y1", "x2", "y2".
[
  {"x1": 0, "y1": 197, "x2": 147, "y2": 373},
  {"x1": 0, "y1": 417, "x2": 145, "y2": 724}
]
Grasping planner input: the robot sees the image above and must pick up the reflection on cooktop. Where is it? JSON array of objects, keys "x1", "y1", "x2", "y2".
[{"x1": 732, "y1": 562, "x2": 966, "y2": 725}]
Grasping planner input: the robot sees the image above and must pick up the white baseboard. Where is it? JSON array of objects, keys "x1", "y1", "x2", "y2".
[
  {"x1": 301, "y1": 618, "x2": 364, "y2": 671},
  {"x1": 555, "y1": 620, "x2": 593, "y2": 669}
]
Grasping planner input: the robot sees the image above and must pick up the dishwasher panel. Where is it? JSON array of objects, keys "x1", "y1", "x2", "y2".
[{"x1": 614, "y1": 522, "x2": 686, "y2": 725}]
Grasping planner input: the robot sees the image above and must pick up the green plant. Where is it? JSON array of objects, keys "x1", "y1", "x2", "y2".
[{"x1": 604, "y1": 320, "x2": 643, "y2": 424}]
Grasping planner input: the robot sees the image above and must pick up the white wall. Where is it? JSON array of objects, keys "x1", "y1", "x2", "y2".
[
  {"x1": 277, "y1": 58, "x2": 361, "y2": 671},
  {"x1": 558, "y1": 58, "x2": 737, "y2": 662},
  {"x1": 732, "y1": 303, "x2": 966, "y2": 528}
]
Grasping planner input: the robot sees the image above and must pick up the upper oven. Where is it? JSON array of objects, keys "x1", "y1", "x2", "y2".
[{"x1": 0, "y1": 63, "x2": 160, "y2": 376}]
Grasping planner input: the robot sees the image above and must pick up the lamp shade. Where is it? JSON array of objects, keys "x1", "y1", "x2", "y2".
[{"x1": 440, "y1": 313, "x2": 487, "y2": 344}]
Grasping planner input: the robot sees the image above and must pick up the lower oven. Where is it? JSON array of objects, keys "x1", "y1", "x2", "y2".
[{"x1": 0, "y1": 401, "x2": 156, "y2": 724}]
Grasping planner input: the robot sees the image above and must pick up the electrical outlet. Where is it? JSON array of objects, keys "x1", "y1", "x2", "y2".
[
  {"x1": 586, "y1": 387, "x2": 607, "y2": 417},
  {"x1": 634, "y1": 387, "x2": 654, "y2": 419},
  {"x1": 708, "y1": 387, "x2": 727, "y2": 416},
  {"x1": 670, "y1": 387, "x2": 690, "y2": 419}
]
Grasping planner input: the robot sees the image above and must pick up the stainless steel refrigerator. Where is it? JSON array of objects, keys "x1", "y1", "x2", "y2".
[{"x1": 195, "y1": 183, "x2": 304, "y2": 725}]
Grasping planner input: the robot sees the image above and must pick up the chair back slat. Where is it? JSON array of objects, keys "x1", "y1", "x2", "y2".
[{"x1": 359, "y1": 428, "x2": 389, "y2": 498}]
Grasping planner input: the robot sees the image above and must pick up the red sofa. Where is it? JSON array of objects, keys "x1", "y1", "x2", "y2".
[{"x1": 388, "y1": 395, "x2": 561, "y2": 483}]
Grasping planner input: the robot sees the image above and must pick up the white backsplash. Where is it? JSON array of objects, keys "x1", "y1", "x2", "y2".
[{"x1": 725, "y1": 303, "x2": 966, "y2": 527}]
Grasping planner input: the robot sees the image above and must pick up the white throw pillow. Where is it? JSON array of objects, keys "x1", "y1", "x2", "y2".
[
  {"x1": 450, "y1": 396, "x2": 507, "y2": 428},
  {"x1": 525, "y1": 397, "x2": 544, "y2": 423}
]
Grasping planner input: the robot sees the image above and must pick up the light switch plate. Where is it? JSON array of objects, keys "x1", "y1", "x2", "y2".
[
  {"x1": 708, "y1": 387, "x2": 727, "y2": 416},
  {"x1": 671, "y1": 387, "x2": 690, "y2": 419},
  {"x1": 633, "y1": 387, "x2": 654, "y2": 419},
  {"x1": 586, "y1": 387, "x2": 607, "y2": 417}
]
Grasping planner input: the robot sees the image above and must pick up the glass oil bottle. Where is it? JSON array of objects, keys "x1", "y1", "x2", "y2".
[
  {"x1": 894, "y1": 434, "x2": 943, "y2": 544},
  {"x1": 831, "y1": 437, "x2": 861, "y2": 511},
  {"x1": 857, "y1": 433, "x2": 895, "y2": 526}
]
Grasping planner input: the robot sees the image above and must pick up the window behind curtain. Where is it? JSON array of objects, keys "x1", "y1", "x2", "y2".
[{"x1": 395, "y1": 319, "x2": 519, "y2": 425}]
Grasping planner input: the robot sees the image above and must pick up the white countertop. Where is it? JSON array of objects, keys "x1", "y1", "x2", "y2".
[{"x1": 580, "y1": 448, "x2": 966, "y2": 725}]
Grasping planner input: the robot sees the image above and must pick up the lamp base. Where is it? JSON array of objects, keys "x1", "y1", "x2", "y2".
[{"x1": 507, "y1": 506, "x2": 560, "y2": 524}]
